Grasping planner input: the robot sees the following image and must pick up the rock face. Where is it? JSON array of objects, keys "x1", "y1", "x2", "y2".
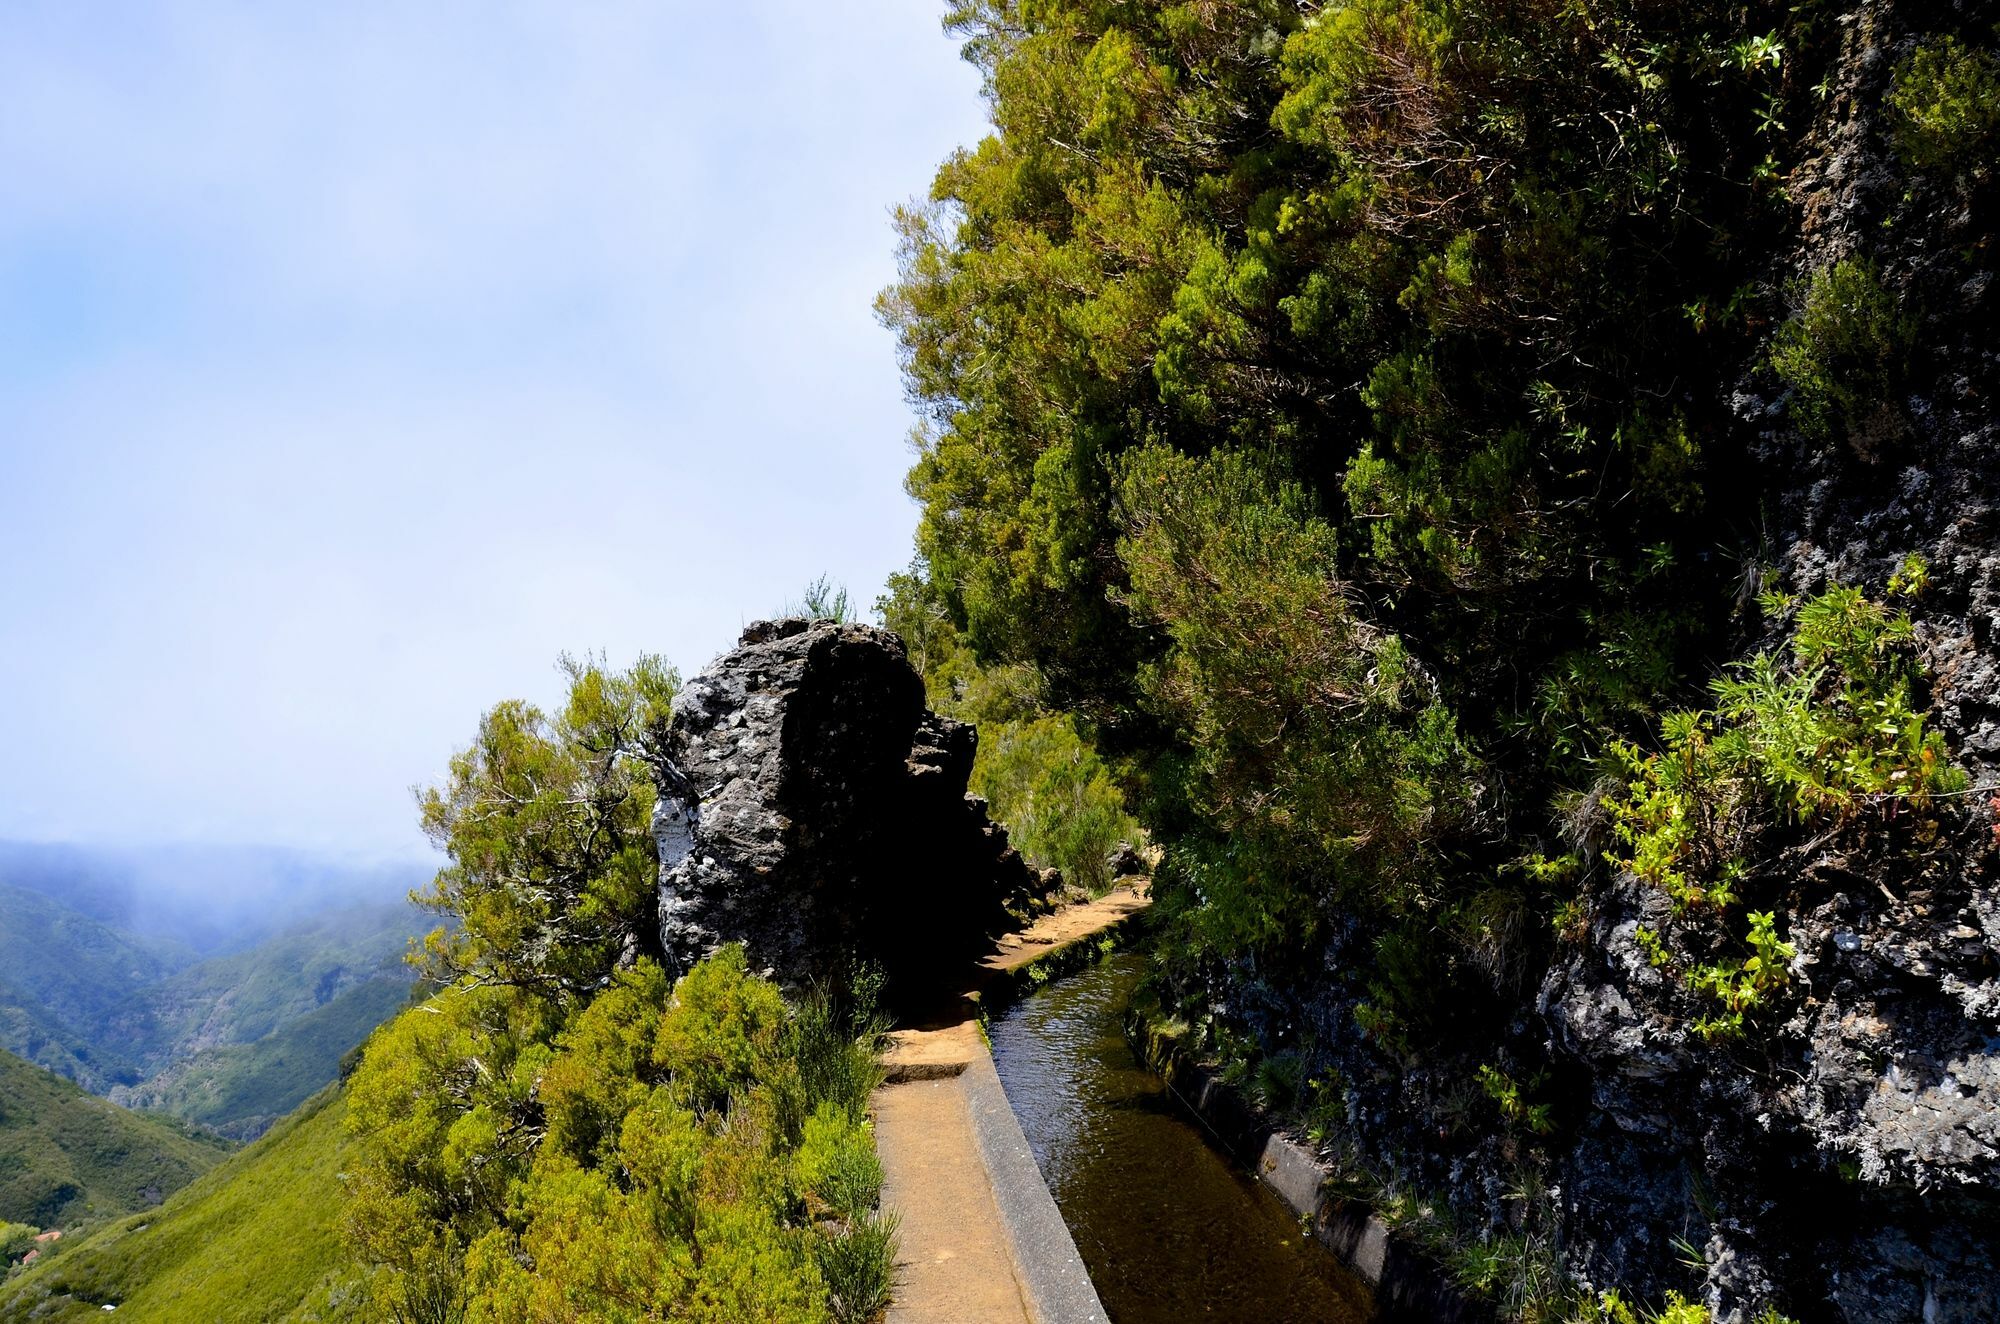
[
  {"x1": 1533, "y1": 6, "x2": 2000, "y2": 1318},
  {"x1": 651, "y1": 618, "x2": 1034, "y2": 988},
  {"x1": 1188, "y1": 8, "x2": 2000, "y2": 1319}
]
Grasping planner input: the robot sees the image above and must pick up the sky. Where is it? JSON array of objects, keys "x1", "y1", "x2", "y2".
[{"x1": 0, "y1": 2, "x2": 990, "y2": 859}]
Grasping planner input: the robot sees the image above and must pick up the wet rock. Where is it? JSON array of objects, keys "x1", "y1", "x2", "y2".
[{"x1": 651, "y1": 618, "x2": 1035, "y2": 987}]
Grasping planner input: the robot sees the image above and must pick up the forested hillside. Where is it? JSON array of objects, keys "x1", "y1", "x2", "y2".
[
  {"x1": 0, "y1": 1051, "x2": 225, "y2": 1229},
  {"x1": 0, "y1": 872, "x2": 423, "y2": 1139},
  {"x1": 881, "y1": 2, "x2": 2000, "y2": 1319}
]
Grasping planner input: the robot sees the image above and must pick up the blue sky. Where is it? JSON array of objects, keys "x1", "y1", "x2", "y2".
[{"x1": 0, "y1": 3, "x2": 988, "y2": 856}]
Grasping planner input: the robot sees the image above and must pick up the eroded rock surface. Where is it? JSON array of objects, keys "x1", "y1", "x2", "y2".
[{"x1": 650, "y1": 618, "x2": 1034, "y2": 987}]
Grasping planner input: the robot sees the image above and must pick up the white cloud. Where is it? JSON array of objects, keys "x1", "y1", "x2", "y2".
[{"x1": 0, "y1": 1, "x2": 989, "y2": 851}]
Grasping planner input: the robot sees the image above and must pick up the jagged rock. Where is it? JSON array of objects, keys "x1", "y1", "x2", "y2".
[
  {"x1": 1533, "y1": 7, "x2": 2000, "y2": 1314},
  {"x1": 650, "y1": 618, "x2": 1034, "y2": 988},
  {"x1": 1105, "y1": 841, "x2": 1147, "y2": 879}
]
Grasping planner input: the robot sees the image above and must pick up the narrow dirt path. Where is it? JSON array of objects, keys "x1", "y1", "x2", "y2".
[
  {"x1": 876, "y1": 1077, "x2": 1036, "y2": 1324},
  {"x1": 873, "y1": 884, "x2": 1148, "y2": 1324}
]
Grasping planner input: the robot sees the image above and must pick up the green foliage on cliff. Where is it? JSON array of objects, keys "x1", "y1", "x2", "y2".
[
  {"x1": 1767, "y1": 258, "x2": 1915, "y2": 445},
  {"x1": 1609, "y1": 583, "x2": 1964, "y2": 1037},
  {"x1": 884, "y1": 1, "x2": 1966, "y2": 1312},
  {"x1": 343, "y1": 656, "x2": 894, "y2": 1324},
  {"x1": 1888, "y1": 32, "x2": 2000, "y2": 173},
  {"x1": 883, "y1": 0, "x2": 1837, "y2": 1050}
]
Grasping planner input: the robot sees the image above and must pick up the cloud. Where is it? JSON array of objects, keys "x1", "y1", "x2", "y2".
[{"x1": 0, "y1": 1, "x2": 989, "y2": 851}]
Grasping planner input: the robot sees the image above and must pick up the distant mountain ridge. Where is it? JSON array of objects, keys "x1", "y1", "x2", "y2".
[{"x1": 0, "y1": 843, "x2": 431, "y2": 1138}]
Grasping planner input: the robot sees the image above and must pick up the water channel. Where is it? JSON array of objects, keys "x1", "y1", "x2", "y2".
[{"x1": 987, "y1": 952, "x2": 1375, "y2": 1323}]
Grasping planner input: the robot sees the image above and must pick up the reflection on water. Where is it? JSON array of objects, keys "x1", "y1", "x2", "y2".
[{"x1": 988, "y1": 953, "x2": 1374, "y2": 1324}]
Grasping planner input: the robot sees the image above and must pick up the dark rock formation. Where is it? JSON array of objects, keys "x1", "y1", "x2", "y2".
[
  {"x1": 651, "y1": 618, "x2": 1035, "y2": 989},
  {"x1": 1537, "y1": 6, "x2": 2000, "y2": 1317}
]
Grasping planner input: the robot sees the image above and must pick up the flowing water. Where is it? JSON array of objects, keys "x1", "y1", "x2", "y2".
[{"x1": 987, "y1": 952, "x2": 1375, "y2": 1323}]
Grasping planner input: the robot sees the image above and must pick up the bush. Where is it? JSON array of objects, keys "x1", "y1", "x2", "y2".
[
  {"x1": 0, "y1": 1222, "x2": 38, "y2": 1265},
  {"x1": 1889, "y1": 34, "x2": 2000, "y2": 174},
  {"x1": 1609, "y1": 583, "x2": 1964, "y2": 1034},
  {"x1": 813, "y1": 1211, "x2": 898, "y2": 1324},
  {"x1": 348, "y1": 949, "x2": 898, "y2": 1323},
  {"x1": 1767, "y1": 258, "x2": 1915, "y2": 446},
  {"x1": 973, "y1": 715, "x2": 1139, "y2": 895},
  {"x1": 1118, "y1": 445, "x2": 1477, "y2": 927}
]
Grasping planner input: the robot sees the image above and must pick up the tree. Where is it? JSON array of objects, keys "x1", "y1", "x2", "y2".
[{"x1": 413, "y1": 653, "x2": 678, "y2": 1001}]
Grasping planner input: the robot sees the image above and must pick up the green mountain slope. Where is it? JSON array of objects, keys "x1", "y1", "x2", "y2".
[
  {"x1": 137, "y1": 904, "x2": 419, "y2": 1055},
  {"x1": 0, "y1": 1051, "x2": 226, "y2": 1228},
  {"x1": 0, "y1": 1086, "x2": 361, "y2": 1323},
  {"x1": 112, "y1": 976, "x2": 412, "y2": 1139},
  {"x1": 0, "y1": 889, "x2": 423, "y2": 1139},
  {"x1": 0, "y1": 886, "x2": 191, "y2": 1090}
]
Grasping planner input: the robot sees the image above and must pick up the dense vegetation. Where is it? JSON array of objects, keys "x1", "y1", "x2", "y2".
[
  {"x1": 881, "y1": 1, "x2": 1990, "y2": 1317},
  {"x1": 345, "y1": 654, "x2": 897, "y2": 1323},
  {"x1": 0, "y1": 1050, "x2": 225, "y2": 1229},
  {"x1": 0, "y1": 1086, "x2": 363, "y2": 1322}
]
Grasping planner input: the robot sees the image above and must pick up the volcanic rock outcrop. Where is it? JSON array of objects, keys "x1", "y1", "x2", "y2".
[{"x1": 650, "y1": 617, "x2": 1035, "y2": 989}]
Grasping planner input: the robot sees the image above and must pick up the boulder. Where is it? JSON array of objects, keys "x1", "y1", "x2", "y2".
[
  {"x1": 651, "y1": 618, "x2": 1034, "y2": 988},
  {"x1": 1105, "y1": 841, "x2": 1147, "y2": 879}
]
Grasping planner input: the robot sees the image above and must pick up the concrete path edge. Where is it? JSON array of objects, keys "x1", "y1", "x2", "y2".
[{"x1": 960, "y1": 1050, "x2": 1112, "y2": 1324}]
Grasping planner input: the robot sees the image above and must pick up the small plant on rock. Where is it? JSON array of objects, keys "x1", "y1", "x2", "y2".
[
  {"x1": 1888, "y1": 34, "x2": 2000, "y2": 174},
  {"x1": 1767, "y1": 258, "x2": 1915, "y2": 447},
  {"x1": 1609, "y1": 581, "x2": 1963, "y2": 1036}
]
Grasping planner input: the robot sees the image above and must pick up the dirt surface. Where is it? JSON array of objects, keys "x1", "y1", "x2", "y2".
[
  {"x1": 872, "y1": 884, "x2": 1150, "y2": 1323},
  {"x1": 981, "y1": 883, "x2": 1150, "y2": 977},
  {"x1": 876, "y1": 1077, "x2": 1037, "y2": 1324}
]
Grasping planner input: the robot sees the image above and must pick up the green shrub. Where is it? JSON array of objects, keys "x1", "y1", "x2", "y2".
[
  {"x1": 1118, "y1": 445, "x2": 1478, "y2": 933},
  {"x1": 1768, "y1": 258, "x2": 1915, "y2": 445},
  {"x1": 349, "y1": 948, "x2": 898, "y2": 1323},
  {"x1": 1476, "y1": 1065, "x2": 1554, "y2": 1136},
  {"x1": 813, "y1": 1211, "x2": 898, "y2": 1324},
  {"x1": 1610, "y1": 583, "x2": 1964, "y2": 1034},
  {"x1": 787, "y1": 575, "x2": 854, "y2": 623},
  {"x1": 0, "y1": 1221, "x2": 37, "y2": 1264},
  {"x1": 1888, "y1": 35, "x2": 2000, "y2": 173},
  {"x1": 972, "y1": 715, "x2": 1139, "y2": 895}
]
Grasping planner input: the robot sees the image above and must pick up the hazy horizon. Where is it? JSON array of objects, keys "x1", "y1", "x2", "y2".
[{"x1": 0, "y1": 4, "x2": 988, "y2": 856}]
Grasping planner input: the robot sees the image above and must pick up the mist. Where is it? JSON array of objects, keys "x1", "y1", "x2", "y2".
[{"x1": 0, "y1": 838, "x2": 434, "y2": 956}]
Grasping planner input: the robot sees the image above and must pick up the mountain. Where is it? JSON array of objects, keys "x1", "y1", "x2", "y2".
[
  {"x1": 0, "y1": 1085, "x2": 360, "y2": 1322},
  {"x1": 109, "y1": 973, "x2": 413, "y2": 1140},
  {"x1": 0, "y1": 886, "x2": 191, "y2": 1091},
  {"x1": 0, "y1": 846, "x2": 429, "y2": 1139},
  {"x1": 0, "y1": 1051, "x2": 227, "y2": 1229}
]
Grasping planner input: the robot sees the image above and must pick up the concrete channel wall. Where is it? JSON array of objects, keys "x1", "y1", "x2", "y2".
[
  {"x1": 875, "y1": 889, "x2": 1148, "y2": 1324},
  {"x1": 963, "y1": 1050, "x2": 1112, "y2": 1324},
  {"x1": 1126, "y1": 1012, "x2": 1493, "y2": 1324}
]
